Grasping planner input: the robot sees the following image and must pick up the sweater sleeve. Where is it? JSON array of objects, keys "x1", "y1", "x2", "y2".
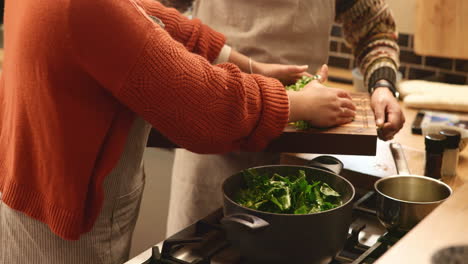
[
  {"x1": 156, "y1": 0, "x2": 193, "y2": 13},
  {"x1": 335, "y1": 0, "x2": 400, "y2": 92},
  {"x1": 69, "y1": 0, "x2": 289, "y2": 153},
  {"x1": 135, "y1": 0, "x2": 226, "y2": 63}
]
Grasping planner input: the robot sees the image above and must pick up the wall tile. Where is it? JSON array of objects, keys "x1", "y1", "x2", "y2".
[
  {"x1": 400, "y1": 50, "x2": 422, "y2": 64},
  {"x1": 408, "y1": 67, "x2": 436, "y2": 80},
  {"x1": 398, "y1": 33, "x2": 410, "y2": 48},
  {"x1": 327, "y1": 31, "x2": 465, "y2": 85},
  {"x1": 440, "y1": 72, "x2": 467, "y2": 85},
  {"x1": 328, "y1": 55, "x2": 350, "y2": 69},
  {"x1": 331, "y1": 25, "x2": 343, "y2": 38},
  {"x1": 330, "y1": 41, "x2": 338, "y2": 52},
  {"x1": 425, "y1": 56, "x2": 453, "y2": 70},
  {"x1": 455, "y1": 59, "x2": 468, "y2": 73}
]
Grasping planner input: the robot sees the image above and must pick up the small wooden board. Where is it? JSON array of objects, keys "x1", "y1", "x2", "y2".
[{"x1": 147, "y1": 92, "x2": 377, "y2": 155}]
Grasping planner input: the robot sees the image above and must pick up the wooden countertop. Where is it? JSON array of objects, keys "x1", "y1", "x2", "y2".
[{"x1": 288, "y1": 69, "x2": 468, "y2": 263}]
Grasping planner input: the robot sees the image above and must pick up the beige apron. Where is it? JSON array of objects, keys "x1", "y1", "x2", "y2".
[
  {"x1": 0, "y1": 117, "x2": 152, "y2": 264},
  {"x1": 167, "y1": 0, "x2": 335, "y2": 236}
]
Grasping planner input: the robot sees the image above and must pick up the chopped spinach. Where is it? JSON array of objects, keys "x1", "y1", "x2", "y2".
[
  {"x1": 285, "y1": 76, "x2": 314, "y2": 130},
  {"x1": 285, "y1": 76, "x2": 313, "y2": 92},
  {"x1": 235, "y1": 169, "x2": 342, "y2": 214}
]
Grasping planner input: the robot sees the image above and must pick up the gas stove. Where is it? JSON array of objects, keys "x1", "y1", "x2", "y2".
[{"x1": 126, "y1": 190, "x2": 405, "y2": 264}]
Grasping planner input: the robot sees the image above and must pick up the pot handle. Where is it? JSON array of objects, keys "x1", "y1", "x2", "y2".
[
  {"x1": 221, "y1": 214, "x2": 269, "y2": 232},
  {"x1": 306, "y1": 155, "x2": 343, "y2": 175},
  {"x1": 390, "y1": 142, "x2": 411, "y2": 175}
]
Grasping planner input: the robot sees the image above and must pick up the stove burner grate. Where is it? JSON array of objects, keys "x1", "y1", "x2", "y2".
[{"x1": 143, "y1": 191, "x2": 401, "y2": 264}]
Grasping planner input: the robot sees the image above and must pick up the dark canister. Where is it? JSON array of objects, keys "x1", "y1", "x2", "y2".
[
  {"x1": 439, "y1": 129, "x2": 461, "y2": 179},
  {"x1": 424, "y1": 134, "x2": 446, "y2": 179}
]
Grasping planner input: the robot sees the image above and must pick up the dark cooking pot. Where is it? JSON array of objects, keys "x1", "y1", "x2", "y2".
[{"x1": 221, "y1": 156, "x2": 355, "y2": 264}]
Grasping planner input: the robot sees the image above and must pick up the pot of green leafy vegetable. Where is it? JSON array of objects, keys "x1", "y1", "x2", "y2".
[{"x1": 221, "y1": 156, "x2": 355, "y2": 264}]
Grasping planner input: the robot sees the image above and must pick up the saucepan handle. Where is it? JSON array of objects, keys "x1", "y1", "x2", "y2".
[
  {"x1": 221, "y1": 214, "x2": 269, "y2": 231},
  {"x1": 306, "y1": 155, "x2": 344, "y2": 175},
  {"x1": 390, "y1": 142, "x2": 411, "y2": 175}
]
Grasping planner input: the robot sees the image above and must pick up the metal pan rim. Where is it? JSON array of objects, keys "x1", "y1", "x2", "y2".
[{"x1": 374, "y1": 174, "x2": 453, "y2": 205}]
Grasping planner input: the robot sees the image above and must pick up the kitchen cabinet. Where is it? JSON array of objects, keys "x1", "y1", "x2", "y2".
[{"x1": 415, "y1": 0, "x2": 468, "y2": 59}]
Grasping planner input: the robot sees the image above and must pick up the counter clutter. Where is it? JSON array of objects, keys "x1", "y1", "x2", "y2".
[{"x1": 374, "y1": 102, "x2": 468, "y2": 264}]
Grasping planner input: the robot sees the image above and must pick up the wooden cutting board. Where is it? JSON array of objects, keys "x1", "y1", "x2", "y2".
[
  {"x1": 147, "y1": 92, "x2": 377, "y2": 155},
  {"x1": 414, "y1": 0, "x2": 468, "y2": 59}
]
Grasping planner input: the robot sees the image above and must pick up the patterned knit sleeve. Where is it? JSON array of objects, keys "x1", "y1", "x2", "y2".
[
  {"x1": 335, "y1": 0, "x2": 400, "y2": 93},
  {"x1": 135, "y1": 0, "x2": 225, "y2": 63},
  {"x1": 69, "y1": 0, "x2": 289, "y2": 154}
]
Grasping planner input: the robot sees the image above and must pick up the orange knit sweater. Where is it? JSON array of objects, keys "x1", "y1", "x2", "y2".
[{"x1": 0, "y1": 0, "x2": 289, "y2": 240}]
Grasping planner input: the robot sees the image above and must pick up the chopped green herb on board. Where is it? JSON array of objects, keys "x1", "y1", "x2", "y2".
[{"x1": 285, "y1": 76, "x2": 313, "y2": 130}]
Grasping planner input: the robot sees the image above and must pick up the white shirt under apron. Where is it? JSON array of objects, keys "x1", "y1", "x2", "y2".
[{"x1": 167, "y1": 0, "x2": 336, "y2": 236}]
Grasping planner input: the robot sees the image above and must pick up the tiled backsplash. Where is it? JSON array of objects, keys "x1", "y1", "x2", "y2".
[{"x1": 328, "y1": 24, "x2": 468, "y2": 85}]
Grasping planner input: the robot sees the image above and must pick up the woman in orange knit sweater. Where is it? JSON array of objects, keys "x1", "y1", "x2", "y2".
[{"x1": 0, "y1": 0, "x2": 356, "y2": 263}]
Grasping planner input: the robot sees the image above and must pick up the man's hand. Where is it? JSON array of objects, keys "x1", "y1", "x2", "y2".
[
  {"x1": 370, "y1": 87, "x2": 405, "y2": 140},
  {"x1": 288, "y1": 65, "x2": 356, "y2": 127}
]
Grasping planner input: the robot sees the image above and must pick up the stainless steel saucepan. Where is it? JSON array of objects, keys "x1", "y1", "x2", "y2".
[{"x1": 374, "y1": 142, "x2": 452, "y2": 232}]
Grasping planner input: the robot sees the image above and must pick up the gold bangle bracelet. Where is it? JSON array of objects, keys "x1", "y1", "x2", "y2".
[{"x1": 248, "y1": 57, "x2": 254, "y2": 74}]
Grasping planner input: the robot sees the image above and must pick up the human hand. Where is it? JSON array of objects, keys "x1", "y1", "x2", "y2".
[
  {"x1": 370, "y1": 87, "x2": 405, "y2": 140},
  {"x1": 253, "y1": 61, "x2": 311, "y2": 85},
  {"x1": 288, "y1": 65, "x2": 356, "y2": 128}
]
